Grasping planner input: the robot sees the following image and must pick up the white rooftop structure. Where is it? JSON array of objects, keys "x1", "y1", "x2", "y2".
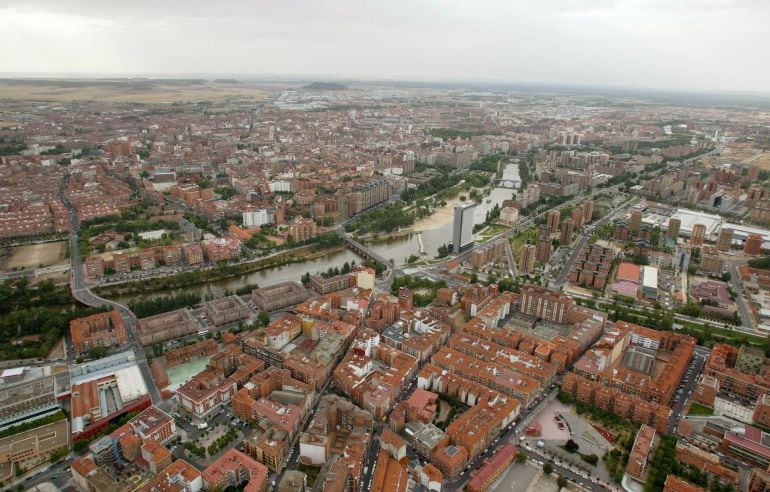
[
  {"x1": 670, "y1": 208, "x2": 722, "y2": 238},
  {"x1": 0, "y1": 367, "x2": 25, "y2": 378},
  {"x1": 642, "y1": 266, "x2": 658, "y2": 294},
  {"x1": 115, "y1": 365, "x2": 148, "y2": 403},
  {"x1": 722, "y1": 222, "x2": 770, "y2": 249}
]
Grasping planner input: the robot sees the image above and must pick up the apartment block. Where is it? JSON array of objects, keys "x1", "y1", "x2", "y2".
[
  {"x1": 136, "y1": 309, "x2": 199, "y2": 346},
  {"x1": 333, "y1": 344, "x2": 418, "y2": 418},
  {"x1": 252, "y1": 282, "x2": 309, "y2": 311},
  {"x1": 299, "y1": 395, "x2": 372, "y2": 491},
  {"x1": 202, "y1": 236, "x2": 242, "y2": 262},
  {"x1": 204, "y1": 295, "x2": 251, "y2": 326},
  {"x1": 176, "y1": 348, "x2": 264, "y2": 418},
  {"x1": 164, "y1": 339, "x2": 218, "y2": 368},
  {"x1": 699, "y1": 245, "x2": 724, "y2": 274},
  {"x1": 137, "y1": 459, "x2": 202, "y2": 492},
  {"x1": 309, "y1": 273, "x2": 355, "y2": 294},
  {"x1": 626, "y1": 425, "x2": 655, "y2": 480},
  {"x1": 569, "y1": 243, "x2": 615, "y2": 290},
  {"x1": 519, "y1": 284, "x2": 571, "y2": 323},
  {"x1": 70, "y1": 310, "x2": 127, "y2": 354},
  {"x1": 201, "y1": 449, "x2": 269, "y2": 492},
  {"x1": 571, "y1": 321, "x2": 695, "y2": 406},
  {"x1": 716, "y1": 227, "x2": 733, "y2": 252},
  {"x1": 381, "y1": 312, "x2": 451, "y2": 362}
]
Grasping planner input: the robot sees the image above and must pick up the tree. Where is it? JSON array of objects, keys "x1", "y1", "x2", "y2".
[
  {"x1": 543, "y1": 463, "x2": 554, "y2": 474},
  {"x1": 436, "y1": 244, "x2": 449, "y2": 259},
  {"x1": 258, "y1": 311, "x2": 270, "y2": 327},
  {"x1": 516, "y1": 452, "x2": 528, "y2": 463},
  {"x1": 557, "y1": 476, "x2": 568, "y2": 488},
  {"x1": 73, "y1": 440, "x2": 90, "y2": 453},
  {"x1": 89, "y1": 347, "x2": 107, "y2": 360}
]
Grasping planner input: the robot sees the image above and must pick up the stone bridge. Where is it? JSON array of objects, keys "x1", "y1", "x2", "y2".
[{"x1": 343, "y1": 235, "x2": 389, "y2": 265}]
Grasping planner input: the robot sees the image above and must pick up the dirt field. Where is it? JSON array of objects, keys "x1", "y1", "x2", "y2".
[
  {"x1": 0, "y1": 79, "x2": 271, "y2": 104},
  {"x1": 0, "y1": 120, "x2": 24, "y2": 128},
  {"x1": 46, "y1": 338, "x2": 66, "y2": 360},
  {"x1": 2, "y1": 241, "x2": 66, "y2": 270},
  {"x1": 721, "y1": 143, "x2": 770, "y2": 169}
]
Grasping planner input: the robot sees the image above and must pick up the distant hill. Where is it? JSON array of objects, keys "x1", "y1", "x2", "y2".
[
  {"x1": 213, "y1": 78, "x2": 241, "y2": 84},
  {"x1": 302, "y1": 82, "x2": 347, "y2": 91}
]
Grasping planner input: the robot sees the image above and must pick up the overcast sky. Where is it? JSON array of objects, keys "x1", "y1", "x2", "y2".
[{"x1": 1, "y1": 0, "x2": 768, "y2": 93}]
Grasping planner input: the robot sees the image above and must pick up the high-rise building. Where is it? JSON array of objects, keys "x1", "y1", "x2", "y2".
[
  {"x1": 667, "y1": 218, "x2": 681, "y2": 239},
  {"x1": 535, "y1": 226, "x2": 552, "y2": 263},
  {"x1": 691, "y1": 223, "x2": 706, "y2": 246},
  {"x1": 399, "y1": 287, "x2": 413, "y2": 310},
  {"x1": 560, "y1": 218, "x2": 574, "y2": 246},
  {"x1": 571, "y1": 208, "x2": 583, "y2": 231},
  {"x1": 749, "y1": 165, "x2": 760, "y2": 181},
  {"x1": 629, "y1": 210, "x2": 643, "y2": 233},
  {"x1": 547, "y1": 210, "x2": 560, "y2": 233},
  {"x1": 700, "y1": 246, "x2": 724, "y2": 274},
  {"x1": 452, "y1": 202, "x2": 475, "y2": 253},
  {"x1": 716, "y1": 228, "x2": 733, "y2": 252},
  {"x1": 583, "y1": 200, "x2": 594, "y2": 224},
  {"x1": 744, "y1": 233, "x2": 762, "y2": 256},
  {"x1": 518, "y1": 244, "x2": 536, "y2": 276}
]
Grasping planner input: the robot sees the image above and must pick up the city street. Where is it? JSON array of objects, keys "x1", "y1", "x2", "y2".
[{"x1": 60, "y1": 181, "x2": 161, "y2": 404}]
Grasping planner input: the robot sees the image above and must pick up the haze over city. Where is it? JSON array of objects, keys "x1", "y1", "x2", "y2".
[
  {"x1": 2, "y1": 2, "x2": 770, "y2": 492},
  {"x1": 1, "y1": 0, "x2": 770, "y2": 93}
]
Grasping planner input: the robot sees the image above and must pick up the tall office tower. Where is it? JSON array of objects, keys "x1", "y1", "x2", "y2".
[
  {"x1": 629, "y1": 210, "x2": 643, "y2": 233},
  {"x1": 547, "y1": 210, "x2": 560, "y2": 233},
  {"x1": 716, "y1": 227, "x2": 734, "y2": 252},
  {"x1": 744, "y1": 233, "x2": 762, "y2": 256},
  {"x1": 518, "y1": 244, "x2": 536, "y2": 275},
  {"x1": 452, "y1": 202, "x2": 476, "y2": 253},
  {"x1": 583, "y1": 200, "x2": 594, "y2": 224},
  {"x1": 536, "y1": 225, "x2": 552, "y2": 263},
  {"x1": 691, "y1": 223, "x2": 706, "y2": 246},
  {"x1": 560, "y1": 218, "x2": 574, "y2": 246},
  {"x1": 667, "y1": 218, "x2": 681, "y2": 239}
]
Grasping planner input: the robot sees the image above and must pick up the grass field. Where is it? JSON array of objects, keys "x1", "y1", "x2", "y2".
[
  {"x1": 687, "y1": 402, "x2": 714, "y2": 416},
  {"x1": 0, "y1": 79, "x2": 271, "y2": 104},
  {"x1": 2, "y1": 241, "x2": 67, "y2": 270},
  {"x1": 510, "y1": 226, "x2": 538, "y2": 254}
]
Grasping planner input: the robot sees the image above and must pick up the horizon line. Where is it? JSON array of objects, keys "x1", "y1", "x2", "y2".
[{"x1": 1, "y1": 72, "x2": 770, "y2": 99}]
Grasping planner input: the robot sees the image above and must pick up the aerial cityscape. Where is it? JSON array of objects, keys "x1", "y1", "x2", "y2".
[{"x1": 1, "y1": 3, "x2": 770, "y2": 492}]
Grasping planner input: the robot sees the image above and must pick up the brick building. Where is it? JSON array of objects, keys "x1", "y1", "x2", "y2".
[{"x1": 70, "y1": 310, "x2": 127, "y2": 354}]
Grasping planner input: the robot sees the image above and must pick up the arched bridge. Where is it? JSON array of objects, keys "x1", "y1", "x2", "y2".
[
  {"x1": 492, "y1": 178, "x2": 521, "y2": 189},
  {"x1": 343, "y1": 235, "x2": 389, "y2": 265}
]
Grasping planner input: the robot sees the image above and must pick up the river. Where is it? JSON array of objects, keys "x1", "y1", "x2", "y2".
[
  {"x1": 110, "y1": 161, "x2": 519, "y2": 305},
  {"x1": 365, "y1": 161, "x2": 520, "y2": 263}
]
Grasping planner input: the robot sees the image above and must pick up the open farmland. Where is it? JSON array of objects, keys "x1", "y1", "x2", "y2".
[{"x1": 0, "y1": 78, "x2": 271, "y2": 103}]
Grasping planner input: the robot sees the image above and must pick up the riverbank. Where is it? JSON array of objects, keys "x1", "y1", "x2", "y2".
[
  {"x1": 356, "y1": 194, "x2": 475, "y2": 243},
  {"x1": 411, "y1": 195, "x2": 464, "y2": 231},
  {"x1": 95, "y1": 244, "x2": 346, "y2": 298}
]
